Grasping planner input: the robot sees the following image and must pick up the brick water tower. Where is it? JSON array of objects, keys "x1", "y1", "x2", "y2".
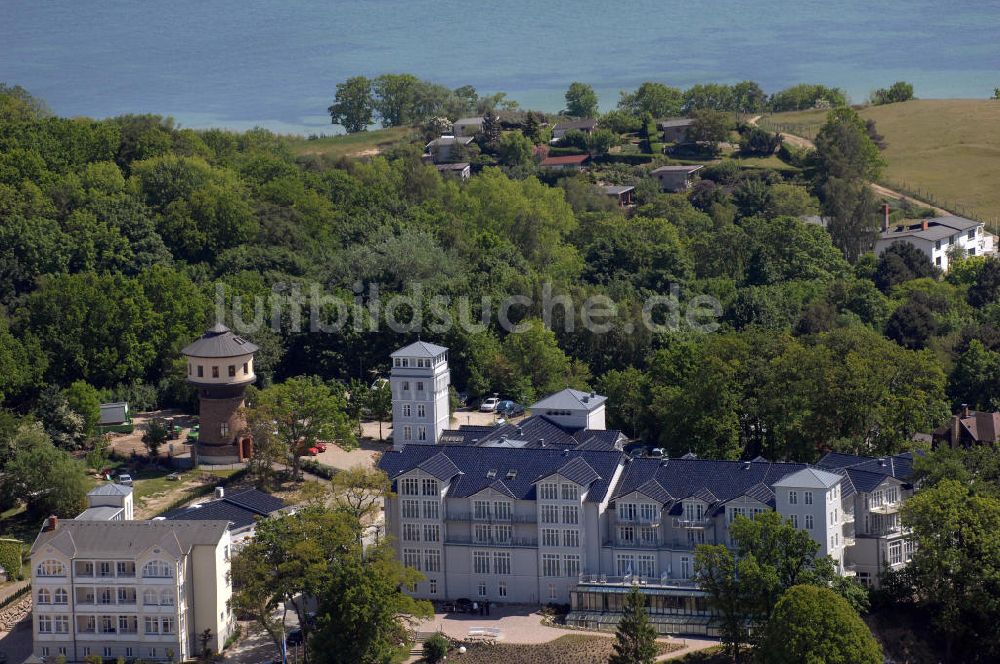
[{"x1": 181, "y1": 322, "x2": 258, "y2": 464}]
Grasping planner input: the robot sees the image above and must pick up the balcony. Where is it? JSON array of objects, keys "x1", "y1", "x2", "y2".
[
  {"x1": 613, "y1": 514, "x2": 661, "y2": 526},
  {"x1": 842, "y1": 511, "x2": 855, "y2": 524},
  {"x1": 577, "y1": 573, "x2": 702, "y2": 590},
  {"x1": 843, "y1": 536, "x2": 856, "y2": 547},
  {"x1": 445, "y1": 512, "x2": 536, "y2": 523},
  {"x1": 672, "y1": 517, "x2": 712, "y2": 529},
  {"x1": 868, "y1": 502, "x2": 900, "y2": 515},
  {"x1": 604, "y1": 539, "x2": 661, "y2": 549},
  {"x1": 445, "y1": 535, "x2": 538, "y2": 547}
]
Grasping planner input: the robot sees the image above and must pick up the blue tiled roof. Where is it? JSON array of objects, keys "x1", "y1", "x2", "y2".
[
  {"x1": 613, "y1": 458, "x2": 809, "y2": 506},
  {"x1": 378, "y1": 445, "x2": 623, "y2": 502},
  {"x1": 816, "y1": 451, "x2": 916, "y2": 482},
  {"x1": 417, "y1": 453, "x2": 463, "y2": 480},
  {"x1": 163, "y1": 489, "x2": 286, "y2": 530},
  {"x1": 438, "y1": 414, "x2": 624, "y2": 451},
  {"x1": 539, "y1": 457, "x2": 601, "y2": 486}
]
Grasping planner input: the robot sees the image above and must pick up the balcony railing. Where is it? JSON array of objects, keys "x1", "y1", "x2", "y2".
[
  {"x1": 577, "y1": 573, "x2": 702, "y2": 589},
  {"x1": 604, "y1": 539, "x2": 661, "y2": 549},
  {"x1": 445, "y1": 535, "x2": 538, "y2": 547},
  {"x1": 444, "y1": 512, "x2": 536, "y2": 523},
  {"x1": 613, "y1": 514, "x2": 661, "y2": 526},
  {"x1": 842, "y1": 511, "x2": 855, "y2": 524},
  {"x1": 843, "y1": 536, "x2": 856, "y2": 547},
  {"x1": 672, "y1": 517, "x2": 712, "y2": 528},
  {"x1": 869, "y1": 502, "x2": 900, "y2": 514}
]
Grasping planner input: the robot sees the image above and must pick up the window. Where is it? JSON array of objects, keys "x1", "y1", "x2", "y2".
[
  {"x1": 403, "y1": 425, "x2": 412, "y2": 441},
  {"x1": 493, "y1": 552, "x2": 511, "y2": 575},
  {"x1": 142, "y1": 560, "x2": 173, "y2": 578},
  {"x1": 53, "y1": 616, "x2": 68, "y2": 633},
  {"x1": 683, "y1": 501, "x2": 704, "y2": 522},
  {"x1": 54, "y1": 587, "x2": 67, "y2": 604},
  {"x1": 936, "y1": 256, "x2": 942, "y2": 266},
  {"x1": 889, "y1": 541, "x2": 903, "y2": 565},
  {"x1": 417, "y1": 404, "x2": 426, "y2": 418},
  {"x1": 474, "y1": 523, "x2": 491, "y2": 543},
  {"x1": 680, "y1": 556, "x2": 691, "y2": 579},
  {"x1": 104, "y1": 648, "x2": 113, "y2": 658},
  {"x1": 402, "y1": 380, "x2": 410, "y2": 390},
  {"x1": 788, "y1": 490, "x2": 798, "y2": 505},
  {"x1": 548, "y1": 583, "x2": 557, "y2": 600},
  {"x1": 144, "y1": 616, "x2": 159, "y2": 634},
  {"x1": 160, "y1": 590, "x2": 175, "y2": 606},
  {"x1": 243, "y1": 362, "x2": 249, "y2": 375},
  {"x1": 541, "y1": 505, "x2": 559, "y2": 523},
  {"x1": 429, "y1": 579, "x2": 438, "y2": 595},
  {"x1": 494, "y1": 501, "x2": 512, "y2": 521},
  {"x1": 804, "y1": 491, "x2": 813, "y2": 505},
  {"x1": 805, "y1": 514, "x2": 814, "y2": 530},
  {"x1": 561, "y1": 483, "x2": 579, "y2": 500},
  {"x1": 564, "y1": 554, "x2": 581, "y2": 577},
  {"x1": 37, "y1": 588, "x2": 51, "y2": 604},
  {"x1": 539, "y1": 483, "x2": 558, "y2": 500},
  {"x1": 417, "y1": 426, "x2": 427, "y2": 442},
  {"x1": 904, "y1": 539, "x2": 916, "y2": 561},
  {"x1": 117, "y1": 561, "x2": 135, "y2": 577},
  {"x1": 474, "y1": 500, "x2": 491, "y2": 520},
  {"x1": 39, "y1": 615, "x2": 53, "y2": 633},
  {"x1": 401, "y1": 499, "x2": 419, "y2": 519},
  {"x1": 830, "y1": 509, "x2": 837, "y2": 525},
  {"x1": 618, "y1": 526, "x2": 635, "y2": 544},
  {"x1": 197, "y1": 365, "x2": 204, "y2": 377},
  {"x1": 422, "y1": 500, "x2": 439, "y2": 519},
  {"x1": 640, "y1": 503, "x2": 658, "y2": 522},
  {"x1": 618, "y1": 503, "x2": 637, "y2": 521},
  {"x1": 228, "y1": 365, "x2": 236, "y2": 377},
  {"x1": 220, "y1": 422, "x2": 229, "y2": 437},
  {"x1": 562, "y1": 505, "x2": 579, "y2": 524},
  {"x1": 75, "y1": 560, "x2": 94, "y2": 576},
  {"x1": 417, "y1": 381, "x2": 424, "y2": 392},
  {"x1": 421, "y1": 478, "x2": 438, "y2": 495},
  {"x1": 77, "y1": 616, "x2": 96, "y2": 633},
  {"x1": 935, "y1": 239, "x2": 941, "y2": 250},
  {"x1": 498, "y1": 582, "x2": 507, "y2": 597},
  {"x1": 401, "y1": 477, "x2": 419, "y2": 495},
  {"x1": 403, "y1": 549, "x2": 421, "y2": 570},
  {"x1": 969, "y1": 229, "x2": 976, "y2": 240},
  {"x1": 728, "y1": 506, "x2": 746, "y2": 524},
  {"x1": 100, "y1": 615, "x2": 116, "y2": 633},
  {"x1": 76, "y1": 588, "x2": 95, "y2": 604},
  {"x1": 563, "y1": 529, "x2": 580, "y2": 548},
  {"x1": 478, "y1": 583, "x2": 487, "y2": 597},
  {"x1": 473, "y1": 551, "x2": 490, "y2": 574},
  {"x1": 493, "y1": 524, "x2": 512, "y2": 544},
  {"x1": 685, "y1": 529, "x2": 704, "y2": 546},
  {"x1": 423, "y1": 524, "x2": 440, "y2": 542},
  {"x1": 402, "y1": 404, "x2": 411, "y2": 417},
  {"x1": 212, "y1": 366, "x2": 219, "y2": 378},
  {"x1": 637, "y1": 554, "x2": 655, "y2": 578},
  {"x1": 119, "y1": 616, "x2": 138, "y2": 634},
  {"x1": 542, "y1": 528, "x2": 560, "y2": 547},
  {"x1": 790, "y1": 514, "x2": 798, "y2": 528},
  {"x1": 616, "y1": 555, "x2": 635, "y2": 576},
  {"x1": 424, "y1": 550, "x2": 441, "y2": 572},
  {"x1": 41, "y1": 649, "x2": 49, "y2": 658},
  {"x1": 99, "y1": 588, "x2": 114, "y2": 604},
  {"x1": 37, "y1": 560, "x2": 65, "y2": 577},
  {"x1": 98, "y1": 561, "x2": 113, "y2": 577},
  {"x1": 144, "y1": 589, "x2": 159, "y2": 605},
  {"x1": 542, "y1": 554, "x2": 560, "y2": 577}
]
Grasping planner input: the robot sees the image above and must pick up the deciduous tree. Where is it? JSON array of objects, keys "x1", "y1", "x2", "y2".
[
  {"x1": 564, "y1": 82, "x2": 599, "y2": 118},
  {"x1": 328, "y1": 76, "x2": 375, "y2": 133}
]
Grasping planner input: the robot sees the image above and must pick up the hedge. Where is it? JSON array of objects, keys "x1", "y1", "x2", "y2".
[
  {"x1": 594, "y1": 153, "x2": 655, "y2": 165},
  {"x1": 301, "y1": 459, "x2": 340, "y2": 480},
  {"x1": 545, "y1": 146, "x2": 589, "y2": 157},
  {"x1": 0, "y1": 538, "x2": 23, "y2": 581},
  {"x1": 155, "y1": 467, "x2": 249, "y2": 516}
]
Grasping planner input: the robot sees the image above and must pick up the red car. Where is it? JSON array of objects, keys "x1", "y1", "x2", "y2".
[
  {"x1": 307, "y1": 447, "x2": 319, "y2": 456},
  {"x1": 315, "y1": 442, "x2": 328, "y2": 453}
]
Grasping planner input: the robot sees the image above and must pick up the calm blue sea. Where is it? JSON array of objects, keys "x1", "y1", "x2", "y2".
[{"x1": 3, "y1": 1, "x2": 1000, "y2": 135}]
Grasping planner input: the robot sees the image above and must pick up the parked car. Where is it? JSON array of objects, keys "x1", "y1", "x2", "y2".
[
  {"x1": 285, "y1": 628, "x2": 304, "y2": 646},
  {"x1": 117, "y1": 473, "x2": 134, "y2": 486},
  {"x1": 371, "y1": 377, "x2": 388, "y2": 391},
  {"x1": 166, "y1": 472, "x2": 181, "y2": 481},
  {"x1": 649, "y1": 448, "x2": 664, "y2": 459},
  {"x1": 480, "y1": 397, "x2": 501, "y2": 412},
  {"x1": 315, "y1": 442, "x2": 328, "y2": 453},
  {"x1": 307, "y1": 447, "x2": 319, "y2": 456},
  {"x1": 497, "y1": 400, "x2": 525, "y2": 417},
  {"x1": 186, "y1": 424, "x2": 200, "y2": 442},
  {"x1": 454, "y1": 597, "x2": 474, "y2": 613}
]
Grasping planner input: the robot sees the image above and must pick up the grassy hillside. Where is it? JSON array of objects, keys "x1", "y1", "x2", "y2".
[
  {"x1": 761, "y1": 100, "x2": 1000, "y2": 225},
  {"x1": 283, "y1": 125, "x2": 414, "y2": 159}
]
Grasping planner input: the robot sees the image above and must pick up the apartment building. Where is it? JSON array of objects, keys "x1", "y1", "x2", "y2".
[
  {"x1": 390, "y1": 341, "x2": 451, "y2": 450},
  {"x1": 30, "y1": 491, "x2": 235, "y2": 661},
  {"x1": 377, "y1": 446, "x2": 916, "y2": 636}
]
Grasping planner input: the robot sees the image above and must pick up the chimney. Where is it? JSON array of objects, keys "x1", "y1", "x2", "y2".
[
  {"x1": 538, "y1": 438, "x2": 545, "y2": 447},
  {"x1": 961, "y1": 403, "x2": 971, "y2": 418},
  {"x1": 922, "y1": 219, "x2": 929, "y2": 231},
  {"x1": 214, "y1": 487, "x2": 224, "y2": 499},
  {"x1": 44, "y1": 515, "x2": 58, "y2": 532},
  {"x1": 877, "y1": 458, "x2": 887, "y2": 467},
  {"x1": 882, "y1": 204, "x2": 890, "y2": 232},
  {"x1": 951, "y1": 414, "x2": 961, "y2": 446}
]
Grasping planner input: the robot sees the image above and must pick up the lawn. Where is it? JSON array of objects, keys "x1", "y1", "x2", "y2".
[
  {"x1": 761, "y1": 100, "x2": 1000, "y2": 224},
  {"x1": 448, "y1": 634, "x2": 681, "y2": 664},
  {"x1": 283, "y1": 125, "x2": 415, "y2": 159}
]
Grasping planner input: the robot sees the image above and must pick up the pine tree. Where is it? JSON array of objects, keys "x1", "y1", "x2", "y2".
[
  {"x1": 479, "y1": 113, "x2": 501, "y2": 153},
  {"x1": 609, "y1": 585, "x2": 658, "y2": 664}
]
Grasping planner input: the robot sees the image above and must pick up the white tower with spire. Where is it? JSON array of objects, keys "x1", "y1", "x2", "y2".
[{"x1": 390, "y1": 341, "x2": 450, "y2": 451}]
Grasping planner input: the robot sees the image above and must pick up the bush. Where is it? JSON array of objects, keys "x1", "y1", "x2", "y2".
[
  {"x1": 422, "y1": 633, "x2": 450, "y2": 663},
  {"x1": 301, "y1": 459, "x2": 339, "y2": 479},
  {"x1": 0, "y1": 538, "x2": 23, "y2": 580},
  {"x1": 594, "y1": 153, "x2": 655, "y2": 165},
  {"x1": 739, "y1": 127, "x2": 781, "y2": 156}
]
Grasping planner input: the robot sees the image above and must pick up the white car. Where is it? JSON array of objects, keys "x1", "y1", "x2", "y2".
[
  {"x1": 479, "y1": 397, "x2": 501, "y2": 412},
  {"x1": 117, "y1": 473, "x2": 134, "y2": 486}
]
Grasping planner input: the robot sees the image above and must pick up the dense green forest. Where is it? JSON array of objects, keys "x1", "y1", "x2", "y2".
[{"x1": 1, "y1": 79, "x2": 999, "y2": 468}]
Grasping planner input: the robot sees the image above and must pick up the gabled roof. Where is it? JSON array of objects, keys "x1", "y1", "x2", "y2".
[
  {"x1": 601, "y1": 185, "x2": 635, "y2": 195},
  {"x1": 426, "y1": 136, "x2": 475, "y2": 147},
  {"x1": 163, "y1": 489, "x2": 287, "y2": 531},
  {"x1": 417, "y1": 453, "x2": 463, "y2": 481},
  {"x1": 651, "y1": 164, "x2": 704, "y2": 174},
  {"x1": 553, "y1": 119, "x2": 598, "y2": 131},
  {"x1": 453, "y1": 117, "x2": 485, "y2": 126},
  {"x1": 181, "y1": 323, "x2": 259, "y2": 358},
  {"x1": 391, "y1": 341, "x2": 448, "y2": 358},
  {"x1": 531, "y1": 388, "x2": 607, "y2": 412},
  {"x1": 743, "y1": 482, "x2": 775, "y2": 505},
  {"x1": 88, "y1": 483, "x2": 133, "y2": 497},
  {"x1": 485, "y1": 479, "x2": 516, "y2": 499},
  {"x1": 658, "y1": 118, "x2": 695, "y2": 129},
  {"x1": 771, "y1": 467, "x2": 843, "y2": 489},
  {"x1": 632, "y1": 479, "x2": 673, "y2": 504},
  {"x1": 537, "y1": 456, "x2": 601, "y2": 487},
  {"x1": 879, "y1": 216, "x2": 982, "y2": 242},
  {"x1": 690, "y1": 487, "x2": 719, "y2": 503},
  {"x1": 31, "y1": 520, "x2": 230, "y2": 557},
  {"x1": 378, "y1": 445, "x2": 622, "y2": 502},
  {"x1": 438, "y1": 414, "x2": 623, "y2": 452},
  {"x1": 816, "y1": 451, "x2": 916, "y2": 483}
]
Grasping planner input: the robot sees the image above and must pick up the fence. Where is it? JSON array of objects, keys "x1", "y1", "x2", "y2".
[
  {"x1": 879, "y1": 178, "x2": 1000, "y2": 236},
  {"x1": 755, "y1": 115, "x2": 823, "y2": 141}
]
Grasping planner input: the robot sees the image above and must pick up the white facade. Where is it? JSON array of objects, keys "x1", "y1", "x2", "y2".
[
  {"x1": 772, "y1": 468, "x2": 849, "y2": 572},
  {"x1": 31, "y1": 518, "x2": 234, "y2": 662},
  {"x1": 391, "y1": 342, "x2": 451, "y2": 450},
  {"x1": 875, "y1": 216, "x2": 996, "y2": 272},
  {"x1": 530, "y1": 389, "x2": 607, "y2": 431}
]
